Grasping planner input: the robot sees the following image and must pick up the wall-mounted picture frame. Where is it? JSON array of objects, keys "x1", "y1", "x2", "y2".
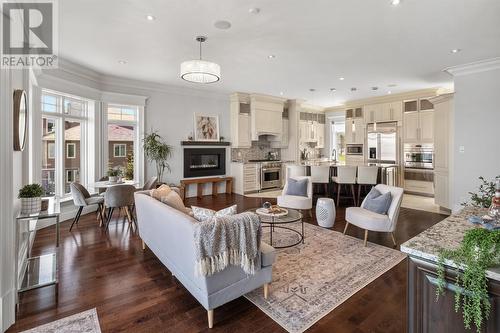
[
  {"x1": 194, "y1": 113, "x2": 220, "y2": 141},
  {"x1": 13, "y1": 89, "x2": 28, "y2": 151}
]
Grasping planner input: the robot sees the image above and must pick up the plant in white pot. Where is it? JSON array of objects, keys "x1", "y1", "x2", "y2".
[
  {"x1": 107, "y1": 166, "x2": 123, "y2": 183},
  {"x1": 18, "y1": 184, "x2": 44, "y2": 214}
]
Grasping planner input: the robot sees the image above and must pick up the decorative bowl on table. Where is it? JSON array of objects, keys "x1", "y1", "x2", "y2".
[{"x1": 256, "y1": 205, "x2": 289, "y2": 217}]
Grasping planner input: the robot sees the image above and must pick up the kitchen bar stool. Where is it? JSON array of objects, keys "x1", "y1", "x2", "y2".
[
  {"x1": 356, "y1": 166, "x2": 379, "y2": 206},
  {"x1": 286, "y1": 165, "x2": 306, "y2": 179},
  {"x1": 332, "y1": 166, "x2": 357, "y2": 207},
  {"x1": 310, "y1": 165, "x2": 330, "y2": 196}
]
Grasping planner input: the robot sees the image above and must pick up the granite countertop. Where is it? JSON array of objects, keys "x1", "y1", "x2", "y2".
[
  {"x1": 299, "y1": 160, "x2": 399, "y2": 168},
  {"x1": 400, "y1": 206, "x2": 500, "y2": 281}
]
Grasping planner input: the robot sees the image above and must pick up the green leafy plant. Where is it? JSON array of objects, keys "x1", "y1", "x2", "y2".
[
  {"x1": 107, "y1": 166, "x2": 122, "y2": 177},
  {"x1": 463, "y1": 176, "x2": 500, "y2": 208},
  {"x1": 436, "y1": 228, "x2": 500, "y2": 332},
  {"x1": 18, "y1": 184, "x2": 44, "y2": 198},
  {"x1": 124, "y1": 153, "x2": 134, "y2": 180},
  {"x1": 143, "y1": 131, "x2": 173, "y2": 182}
]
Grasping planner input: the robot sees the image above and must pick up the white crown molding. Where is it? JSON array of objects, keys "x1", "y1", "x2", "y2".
[
  {"x1": 428, "y1": 93, "x2": 454, "y2": 104},
  {"x1": 444, "y1": 57, "x2": 500, "y2": 76}
]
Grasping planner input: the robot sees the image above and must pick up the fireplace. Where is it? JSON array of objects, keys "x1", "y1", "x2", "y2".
[{"x1": 183, "y1": 148, "x2": 226, "y2": 178}]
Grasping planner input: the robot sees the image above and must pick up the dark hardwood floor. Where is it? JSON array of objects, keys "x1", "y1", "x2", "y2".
[{"x1": 7, "y1": 194, "x2": 447, "y2": 333}]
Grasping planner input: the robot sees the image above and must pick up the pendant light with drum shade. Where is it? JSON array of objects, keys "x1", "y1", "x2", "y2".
[{"x1": 180, "y1": 36, "x2": 221, "y2": 84}]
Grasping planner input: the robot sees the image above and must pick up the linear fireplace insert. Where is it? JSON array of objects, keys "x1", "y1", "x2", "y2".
[{"x1": 183, "y1": 148, "x2": 226, "y2": 178}]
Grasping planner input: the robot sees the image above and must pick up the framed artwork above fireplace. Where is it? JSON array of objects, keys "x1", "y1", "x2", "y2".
[{"x1": 194, "y1": 113, "x2": 220, "y2": 142}]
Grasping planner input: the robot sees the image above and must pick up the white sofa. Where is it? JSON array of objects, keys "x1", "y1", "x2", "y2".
[{"x1": 134, "y1": 191, "x2": 276, "y2": 328}]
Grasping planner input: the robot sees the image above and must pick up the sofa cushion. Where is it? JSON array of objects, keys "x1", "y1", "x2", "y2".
[
  {"x1": 362, "y1": 188, "x2": 392, "y2": 215},
  {"x1": 151, "y1": 184, "x2": 171, "y2": 201},
  {"x1": 285, "y1": 178, "x2": 308, "y2": 197},
  {"x1": 160, "y1": 190, "x2": 192, "y2": 216},
  {"x1": 192, "y1": 205, "x2": 237, "y2": 222}
]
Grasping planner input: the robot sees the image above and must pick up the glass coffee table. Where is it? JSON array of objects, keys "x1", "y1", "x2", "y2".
[{"x1": 247, "y1": 208, "x2": 304, "y2": 249}]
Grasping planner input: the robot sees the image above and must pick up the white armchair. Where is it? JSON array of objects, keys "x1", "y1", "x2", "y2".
[
  {"x1": 277, "y1": 176, "x2": 313, "y2": 216},
  {"x1": 344, "y1": 184, "x2": 404, "y2": 246}
]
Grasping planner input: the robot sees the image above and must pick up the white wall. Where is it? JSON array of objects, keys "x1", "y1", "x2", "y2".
[{"x1": 452, "y1": 67, "x2": 500, "y2": 210}]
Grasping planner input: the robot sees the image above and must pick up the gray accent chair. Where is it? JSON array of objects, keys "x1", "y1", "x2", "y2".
[
  {"x1": 142, "y1": 176, "x2": 158, "y2": 190},
  {"x1": 69, "y1": 182, "x2": 105, "y2": 231},
  {"x1": 104, "y1": 184, "x2": 136, "y2": 230},
  {"x1": 134, "y1": 191, "x2": 276, "y2": 328}
]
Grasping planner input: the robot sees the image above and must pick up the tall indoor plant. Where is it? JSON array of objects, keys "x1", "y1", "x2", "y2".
[{"x1": 143, "y1": 131, "x2": 173, "y2": 183}]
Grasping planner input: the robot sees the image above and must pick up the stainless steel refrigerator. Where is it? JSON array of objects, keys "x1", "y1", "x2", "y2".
[{"x1": 366, "y1": 122, "x2": 398, "y2": 164}]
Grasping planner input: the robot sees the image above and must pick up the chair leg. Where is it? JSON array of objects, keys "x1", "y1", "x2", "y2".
[
  {"x1": 343, "y1": 222, "x2": 349, "y2": 235},
  {"x1": 357, "y1": 185, "x2": 362, "y2": 207},
  {"x1": 105, "y1": 207, "x2": 115, "y2": 230},
  {"x1": 364, "y1": 229, "x2": 369, "y2": 247},
  {"x1": 69, "y1": 206, "x2": 83, "y2": 231},
  {"x1": 336, "y1": 184, "x2": 341, "y2": 207},
  {"x1": 263, "y1": 283, "x2": 270, "y2": 299},
  {"x1": 207, "y1": 310, "x2": 214, "y2": 329},
  {"x1": 141, "y1": 239, "x2": 146, "y2": 251},
  {"x1": 350, "y1": 184, "x2": 356, "y2": 207},
  {"x1": 97, "y1": 204, "x2": 104, "y2": 227},
  {"x1": 390, "y1": 232, "x2": 397, "y2": 246},
  {"x1": 125, "y1": 206, "x2": 133, "y2": 224}
]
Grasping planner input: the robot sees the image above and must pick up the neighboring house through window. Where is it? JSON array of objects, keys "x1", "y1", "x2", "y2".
[
  {"x1": 66, "y1": 143, "x2": 76, "y2": 158},
  {"x1": 113, "y1": 144, "x2": 126, "y2": 157}
]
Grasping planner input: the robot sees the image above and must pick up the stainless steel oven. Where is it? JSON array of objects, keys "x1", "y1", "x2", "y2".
[
  {"x1": 260, "y1": 161, "x2": 282, "y2": 190},
  {"x1": 346, "y1": 144, "x2": 363, "y2": 156},
  {"x1": 404, "y1": 144, "x2": 434, "y2": 169}
]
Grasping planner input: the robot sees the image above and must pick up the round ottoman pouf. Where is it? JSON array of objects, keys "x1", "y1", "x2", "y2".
[{"x1": 316, "y1": 198, "x2": 336, "y2": 228}]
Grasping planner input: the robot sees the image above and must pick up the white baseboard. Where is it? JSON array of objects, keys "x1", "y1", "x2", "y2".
[{"x1": 1, "y1": 288, "x2": 15, "y2": 333}]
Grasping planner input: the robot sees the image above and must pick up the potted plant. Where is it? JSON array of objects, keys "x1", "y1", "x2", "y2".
[
  {"x1": 143, "y1": 131, "x2": 173, "y2": 183},
  {"x1": 107, "y1": 166, "x2": 122, "y2": 183},
  {"x1": 18, "y1": 184, "x2": 44, "y2": 214}
]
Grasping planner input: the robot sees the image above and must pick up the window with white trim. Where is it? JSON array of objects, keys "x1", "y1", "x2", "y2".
[
  {"x1": 113, "y1": 144, "x2": 126, "y2": 158},
  {"x1": 41, "y1": 90, "x2": 89, "y2": 196},
  {"x1": 106, "y1": 104, "x2": 139, "y2": 180}
]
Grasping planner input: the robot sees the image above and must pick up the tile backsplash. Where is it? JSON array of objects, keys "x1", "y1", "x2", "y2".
[{"x1": 231, "y1": 141, "x2": 280, "y2": 162}]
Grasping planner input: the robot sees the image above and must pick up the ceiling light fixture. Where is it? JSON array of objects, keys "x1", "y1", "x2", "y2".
[
  {"x1": 387, "y1": 90, "x2": 392, "y2": 94},
  {"x1": 214, "y1": 20, "x2": 231, "y2": 30},
  {"x1": 268, "y1": 54, "x2": 276, "y2": 59},
  {"x1": 390, "y1": 0, "x2": 401, "y2": 6},
  {"x1": 371, "y1": 87, "x2": 378, "y2": 91},
  {"x1": 339, "y1": 77, "x2": 345, "y2": 81},
  {"x1": 451, "y1": 48, "x2": 461, "y2": 54},
  {"x1": 279, "y1": 92, "x2": 284, "y2": 96},
  {"x1": 145, "y1": 15, "x2": 155, "y2": 21},
  {"x1": 118, "y1": 60, "x2": 127, "y2": 64},
  {"x1": 387, "y1": 84, "x2": 397, "y2": 87},
  {"x1": 330, "y1": 88, "x2": 337, "y2": 92},
  {"x1": 180, "y1": 36, "x2": 221, "y2": 84},
  {"x1": 351, "y1": 87, "x2": 357, "y2": 92},
  {"x1": 249, "y1": 8, "x2": 260, "y2": 14}
]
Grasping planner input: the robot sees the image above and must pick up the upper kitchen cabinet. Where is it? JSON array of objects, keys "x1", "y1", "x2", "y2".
[
  {"x1": 230, "y1": 93, "x2": 251, "y2": 148},
  {"x1": 345, "y1": 118, "x2": 364, "y2": 144},
  {"x1": 346, "y1": 107, "x2": 363, "y2": 119},
  {"x1": 270, "y1": 107, "x2": 289, "y2": 148},
  {"x1": 298, "y1": 109, "x2": 326, "y2": 146},
  {"x1": 403, "y1": 98, "x2": 434, "y2": 144},
  {"x1": 364, "y1": 102, "x2": 402, "y2": 123},
  {"x1": 250, "y1": 94, "x2": 286, "y2": 140}
]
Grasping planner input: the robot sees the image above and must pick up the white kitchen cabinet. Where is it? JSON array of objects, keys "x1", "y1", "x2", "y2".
[
  {"x1": 250, "y1": 97, "x2": 284, "y2": 140},
  {"x1": 271, "y1": 118, "x2": 289, "y2": 148},
  {"x1": 404, "y1": 112, "x2": 420, "y2": 143},
  {"x1": 299, "y1": 120, "x2": 309, "y2": 143},
  {"x1": 345, "y1": 118, "x2": 364, "y2": 144},
  {"x1": 419, "y1": 110, "x2": 434, "y2": 143},
  {"x1": 364, "y1": 102, "x2": 402, "y2": 123},
  {"x1": 230, "y1": 93, "x2": 252, "y2": 148},
  {"x1": 403, "y1": 110, "x2": 434, "y2": 143},
  {"x1": 315, "y1": 123, "x2": 325, "y2": 148},
  {"x1": 364, "y1": 104, "x2": 382, "y2": 123},
  {"x1": 237, "y1": 114, "x2": 251, "y2": 147},
  {"x1": 231, "y1": 162, "x2": 260, "y2": 195}
]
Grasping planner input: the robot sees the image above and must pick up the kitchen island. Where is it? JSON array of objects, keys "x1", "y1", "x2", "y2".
[{"x1": 400, "y1": 206, "x2": 500, "y2": 333}]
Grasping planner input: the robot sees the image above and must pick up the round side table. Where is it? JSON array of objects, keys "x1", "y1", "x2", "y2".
[{"x1": 316, "y1": 198, "x2": 336, "y2": 228}]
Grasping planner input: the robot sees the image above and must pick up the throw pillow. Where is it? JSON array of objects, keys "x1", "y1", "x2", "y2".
[
  {"x1": 161, "y1": 190, "x2": 192, "y2": 216},
  {"x1": 362, "y1": 188, "x2": 392, "y2": 215},
  {"x1": 151, "y1": 184, "x2": 171, "y2": 201},
  {"x1": 192, "y1": 204, "x2": 238, "y2": 222},
  {"x1": 285, "y1": 178, "x2": 308, "y2": 197}
]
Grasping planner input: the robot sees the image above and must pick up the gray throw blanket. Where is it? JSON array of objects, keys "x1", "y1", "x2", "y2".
[{"x1": 193, "y1": 212, "x2": 261, "y2": 277}]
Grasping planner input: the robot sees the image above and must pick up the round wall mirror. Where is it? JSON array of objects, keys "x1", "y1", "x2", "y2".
[{"x1": 13, "y1": 89, "x2": 28, "y2": 151}]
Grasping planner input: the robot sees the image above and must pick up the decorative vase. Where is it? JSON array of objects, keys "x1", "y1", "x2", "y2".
[
  {"x1": 316, "y1": 198, "x2": 335, "y2": 228},
  {"x1": 21, "y1": 197, "x2": 42, "y2": 214},
  {"x1": 109, "y1": 176, "x2": 117, "y2": 183}
]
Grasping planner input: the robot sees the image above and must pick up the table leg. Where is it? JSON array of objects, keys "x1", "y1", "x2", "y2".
[
  {"x1": 302, "y1": 219, "x2": 305, "y2": 244},
  {"x1": 56, "y1": 216, "x2": 60, "y2": 247}
]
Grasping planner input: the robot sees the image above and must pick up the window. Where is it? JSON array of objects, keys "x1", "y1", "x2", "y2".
[
  {"x1": 106, "y1": 104, "x2": 139, "y2": 180},
  {"x1": 113, "y1": 144, "x2": 126, "y2": 157},
  {"x1": 47, "y1": 142, "x2": 55, "y2": 159},
  {"x1": 41, "y1": 90, "x2": 89, "y2": 196},
  {"x1": 66, "y1": 143, "x2": 76, "y2": 158}
]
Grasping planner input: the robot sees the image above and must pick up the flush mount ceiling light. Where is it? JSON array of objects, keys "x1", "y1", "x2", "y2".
[
  {"x1": 372, "y1": 87, "x2": 379, "y2": 90},
  {"x1": 279, "y1": 91, "x2": 284, "y2": 96},
  {"x1": 339, "y1": 77, "x2": 345, "y2": 81},
  {"x1": 387, "y1": 90, "x2": 392, "y2": 94},
  {"x1": 249, "y1": 8, "x2": 260, "y2": 14},
  {"x1": 145, "y1": 14, "x2": 155, "y2": 21},
  {"x1": 351, "y1": 87, "x2": 357, "y2": 91},
  {"x1": 390, "y1": 0, "x2": 401, "y2": 6},
  {"x1": 180, "y1": 36, "x2": 221, "y2": 84},
  {"x1": 214, "y1": 20, "x2": 231, "y2": 30},
  {"x1": 268, "y1": 54, "x2": 276, "y2": 59},
  {"x1": 451, "y1": 48, "x2": 461, "y2": 54},
  {"x1": 118, "y1": 60, "x2": 127, "y2": 64},
  {"x1": 330, "y1": 88, "x2": 337, "y2": 92}
]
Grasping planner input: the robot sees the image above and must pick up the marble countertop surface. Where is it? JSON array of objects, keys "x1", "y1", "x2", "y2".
[
  {"x1": 298, "y1": 160, "x2": 399, "y2": 168},
  {"x1": 400, "y1": 206, "x2": 500, "y2": 281}
]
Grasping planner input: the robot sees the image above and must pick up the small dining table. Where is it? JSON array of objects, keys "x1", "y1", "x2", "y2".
[{"x1": 89, "y1": 180, "x2": 140, "y2": 190}]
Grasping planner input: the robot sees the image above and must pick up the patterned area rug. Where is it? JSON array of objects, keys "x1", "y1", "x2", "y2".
[
  {"x1": 245, "y1": 223, "x2": 407, "y2": 333},
  {"x1": 21, "y1": 308, "x2": 101, "y2": 333}
]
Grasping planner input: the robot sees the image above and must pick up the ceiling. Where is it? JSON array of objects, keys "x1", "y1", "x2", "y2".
[{"x1": 58, "y1": 0, "x2": 500, "y2": 106}]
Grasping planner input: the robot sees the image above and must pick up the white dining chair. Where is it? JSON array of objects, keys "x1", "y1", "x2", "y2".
[
  {"x1": 286, "y1": 165, "x2": 307, "y2": 179},
  {"x1": 332, "y1": 166, "x2": 357, "y2": 207},
  {"x1": 356, "y1": 166, "x2": 379, "y2": 205},
  {"x1": 310, "y1": 165, "x2": 330, "y2": 196}
]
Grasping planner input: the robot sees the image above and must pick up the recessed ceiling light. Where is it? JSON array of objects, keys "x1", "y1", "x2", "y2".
[
  {"x1": 390, "y1": 0, "x2": 401, "y2": 6},
  {"x1": 371, "y1": 87, "x2": 379, "y2": 91},
  {"x1": 279, "y1": 91, "x2": 284, "y2": 96},
  {"x1": 387, "y1": 90, "x2": 392, "y2": 94},
  {"x1": 145, "y1": 15, "x2": 155, "y2": 21},
  {"x1": 387, "y1": 84, "x2": 397, "y2": 87},
  {"x1": 451, "y1": 48, "x2": 461, "y2": 54},
  {"x1": 118, "y1": 60, "x2": 127, "y2": 64},
  {"x1": 309, "y1": 88, "x2": 316, "y2": 92},
  {"x1": 339, "y1": 77, "x2": 345, "y2": 81},
  {"x1": 330, "y1": 88, "x2": 337, "y2": 92},
  {"x1": 351, "y1": 87, "x2": 357, "y2": 92},
  {"x1": 268, "y1": 54, "x2": 276, "y2": 59},
  {"x1": 249, "y1": 8, "x2": 260, "y2": 14},
  {"x1": 214, "y1": 20, "x2": 231, "y2": 30}
]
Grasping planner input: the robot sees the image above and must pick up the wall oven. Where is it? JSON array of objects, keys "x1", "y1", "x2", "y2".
[
  {"x1": 260, "y1": 161, "x2": 282, "y2": 190},
  {"x1": 404, "y1": 144, "x2": 434, "y2": 169},
  {"x1": 346, "y1": 144, "x2": 363, "y2": 156}
]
